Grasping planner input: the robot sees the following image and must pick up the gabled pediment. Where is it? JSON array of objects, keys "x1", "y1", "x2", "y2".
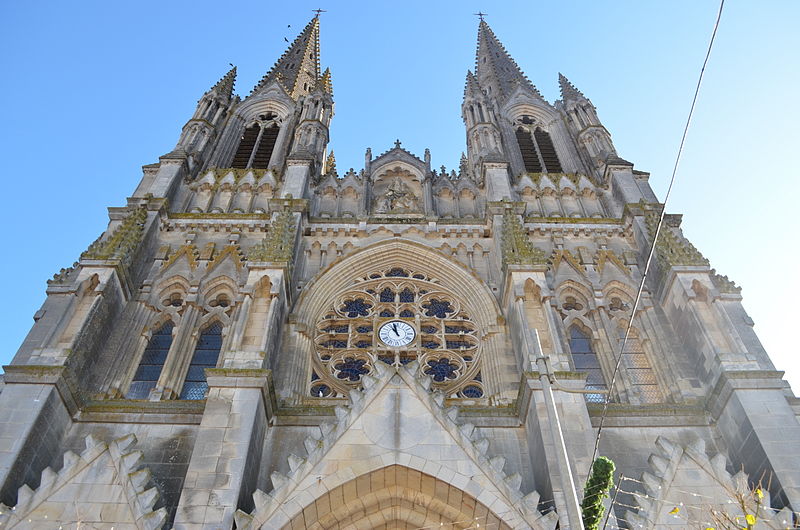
[
  {"x1": 0, "y1": 434, "x2": 166, "y2": 530},
  {"x1": 370, "y1": 143, "x2": 428, "y2": 181},
  {"x1": 235, "y1": 363, "x2": 557, "y2": 529}
]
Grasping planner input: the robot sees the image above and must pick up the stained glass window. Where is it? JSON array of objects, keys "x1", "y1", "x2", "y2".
[
  {"x1": 461, "y1": 385, "x2": 484, "y2": 398},
  {"x1": 335, "y1": 357, "x2": 369, "y2": 382},
  {"x1": 380, "y1": 288, "x2": 395, "y2": 302},
  {"x1": 341, "y1": 298, "x2": 371, "y2": 317},
  {"x1": 424, "y1": 358, "x2": 459, "y2": 382},
  {"x1": 179, "y1": 322, "x2": 222, "y2": 400},
  {"x1": 422, "y1": 299, "x2": 454, "y2": 318},
  {"x1": 312, "y1": 268, "x2": 482, "y2": 398},
  {"x1": 127, "y1": 321, "x2": 173, "y2": 399},
  {"x1": 399, "y1": 288, "x2": 415, "y2": 303},
  {"x1": 569, "y1": 326, "x2": 607, "y2": 404},
  {"x1": 620, "y1": 329, "x2": 663, "y2": 403}
]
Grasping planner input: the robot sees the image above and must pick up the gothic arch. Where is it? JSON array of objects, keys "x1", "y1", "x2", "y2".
[
  {"x1": 371, "y1": 161, "x2": 425, "y2": 183},
  {"x1": 294, "y1": 239, "x2": 502, "y2": 329},
  {"x1": 279, "y1": 465, "x2": 513, "y2": 530},
  {"x1": 291, "y1": 239, "x2": 512, "y2": 399}
]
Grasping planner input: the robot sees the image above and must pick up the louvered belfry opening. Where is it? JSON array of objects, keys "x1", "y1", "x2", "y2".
[
  {"x1": 251, "y1": 125, "x2": 279, "y2": 169},
  {"x1": 231, "y1": 124, "x2": 260, "y2": 168},
  {"x1": 515, "y1": 127, "x2": 542, "y2": 173},
  {"x1": 230, "y1": 118, "x2": 281, "y2": 170},
  {"x1": 534, "y1": 127, "x2": 563, "y2": 173}
]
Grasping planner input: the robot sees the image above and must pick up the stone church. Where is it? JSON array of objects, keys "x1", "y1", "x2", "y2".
[{"x1": 1, "y1": 15, "x2": 798, "y2": 530}]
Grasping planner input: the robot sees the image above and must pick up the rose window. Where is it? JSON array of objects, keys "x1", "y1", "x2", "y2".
[{"x1": 309, "y1": 267, "x2": 484, "y2": 399}]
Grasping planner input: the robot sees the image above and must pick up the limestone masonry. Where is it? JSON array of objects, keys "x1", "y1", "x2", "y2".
[{"x1": 1, "y1": 15, "x2": 798, "y2": 530}]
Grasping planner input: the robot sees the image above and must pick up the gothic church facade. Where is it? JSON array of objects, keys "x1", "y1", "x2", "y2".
[{"x1": 1, "y1": 16, "x2": 798, "y2": 529}]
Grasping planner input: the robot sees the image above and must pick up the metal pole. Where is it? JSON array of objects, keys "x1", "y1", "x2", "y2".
[{"x1": 532, "y1": 328, "x2": 585, "y2": 530}]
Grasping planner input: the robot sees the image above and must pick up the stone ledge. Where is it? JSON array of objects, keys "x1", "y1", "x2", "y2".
[
  {"x1": 2, "y1": 364, "x2": 66, "y2": 384},
  {"x1": 524, "y1": 216, "x2": 623, "y2": 225},
  {"x1": 587, "y1": 403, "x2": 710, "y2": 427},
  {"x1": 80, "y1": 398, "x2": 206, "y2": 415}
]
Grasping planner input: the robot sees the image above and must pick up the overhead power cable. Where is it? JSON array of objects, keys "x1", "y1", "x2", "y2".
[{"x1": 590, "y1": 0, "x2": 727, "y2": 486}]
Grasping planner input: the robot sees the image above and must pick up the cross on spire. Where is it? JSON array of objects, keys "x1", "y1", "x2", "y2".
[
  {"x1": 473, "y1": 11, "x2": 487, "y2": 21},
  {"x1": 312, "y1": 8, "x2": 326, "y2": 17}
]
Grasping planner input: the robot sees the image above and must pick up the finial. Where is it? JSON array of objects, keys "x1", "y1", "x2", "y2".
[
  {"x1": 473, "y1": 11, "x2": 488, "y2": 21},
  {"x1": 394, "y1": 139, "x2": 402, "y2": 149},
  {"x1": 312, "y1": 8, "x2": 326, "y2": 17}
]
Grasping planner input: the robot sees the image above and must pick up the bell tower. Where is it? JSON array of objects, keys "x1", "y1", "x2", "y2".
[{"x1": 2, "y1": 13, "x2": 799, "y2": 530}]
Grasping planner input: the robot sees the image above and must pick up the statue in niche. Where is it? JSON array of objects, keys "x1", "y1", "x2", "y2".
[{"x1": 375, "y1": 177, "x2": 420, "y2": 214}]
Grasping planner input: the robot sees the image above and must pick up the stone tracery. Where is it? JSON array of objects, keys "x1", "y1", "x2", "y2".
[{"x1": 311, "y1": 267, "x2": 484, "y2": 399}]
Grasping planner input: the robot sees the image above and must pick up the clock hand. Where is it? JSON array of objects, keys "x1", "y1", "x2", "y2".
[{"x1": 392, "y1": 323, "x2": 399, "y2": 336}]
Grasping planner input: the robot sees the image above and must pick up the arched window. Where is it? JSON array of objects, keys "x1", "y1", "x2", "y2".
[
  {"x1": 516, "y1": 127, "x2": 542, "y2": 173},
  {"x1": 534, "y1": 128, "x2": 563, "y2": 172},
  {"x1": 127, "y1": 321, "x2": 173, "y2": 399},
  {"x1": 311, "y1": 267, "x2": 484, "y2": 399},
  {"x1": 620, "y1": 328, "x2": 663, "y2": 404},
  {"x1": 231, "y1": 114, "x2": 280, "y2": 169},
  {"x1": 515, "y1": 126, "x2": 563, "y2": 173},
  {"x1": 568, "y1": 326, "x2": 606, "y2": 403},
  {"x1": 179, "y1": 322, "x2": 223, "y2": 400}
]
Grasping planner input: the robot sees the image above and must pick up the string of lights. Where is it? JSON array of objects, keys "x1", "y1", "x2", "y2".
[{"x1": 602, "y1": 473, "x2": 799, "y2": 529}]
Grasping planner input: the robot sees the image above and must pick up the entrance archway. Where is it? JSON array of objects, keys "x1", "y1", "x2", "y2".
[{"x1": 282, "y1": 465, "x2": 512, "y2": 529}]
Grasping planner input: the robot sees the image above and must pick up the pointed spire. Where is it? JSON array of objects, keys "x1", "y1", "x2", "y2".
[
  {"x1": 474, "y1": 20, "x2": 541, "y2": 101},
  {"x1": 317, "y1": 67, "x2": 333, "y2": 95},
  {"x1": 251, "y1": 16, "x2": 321, "y2": 100},
  {"x1": 325, "y1": 150, "x2": 337, "y2": 176},
  {"x1": 210, "y1": 65, "x2": 237, "y2": 101},
  {"x1": 463, "y1": 70, "x2": 481, "y2": 98},
  {"x1": 558, "y1": 73, "x2": 586, "y2": 102}
]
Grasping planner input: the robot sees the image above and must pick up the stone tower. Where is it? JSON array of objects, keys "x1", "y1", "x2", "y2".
[{"x1": 0, "y1": 16, "x2": 798, "y2": 530}]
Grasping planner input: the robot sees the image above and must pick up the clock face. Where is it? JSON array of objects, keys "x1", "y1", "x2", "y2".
[{"x1": 378, "y1": 320, "x2": 416, "y2": 348}]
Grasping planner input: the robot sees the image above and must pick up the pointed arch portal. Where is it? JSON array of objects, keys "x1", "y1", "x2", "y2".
[{"x1": 282, "y1": 465, "x2": 511, "y2": 529}]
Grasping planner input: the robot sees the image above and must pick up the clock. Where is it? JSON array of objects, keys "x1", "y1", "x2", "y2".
[{"x1": 378, "y1": 320, "x2": 416, "y2": 348}]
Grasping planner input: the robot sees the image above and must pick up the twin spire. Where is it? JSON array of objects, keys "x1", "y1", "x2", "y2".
[
  {"x1": 558, "y1": 72, "x2": 586, "y2": 102},
  {"x1": 210, "y1": 65, "x2": 237, "y2": 101},
  {"x1": 474, "y1": 19, "x2": 542, "y2": 101},
  {"x1": 209, "y1": 15, "x2": 583, "y2": 106},
  {"x1": 250, "y1": 15, "x2": 326, "y2": 100}
]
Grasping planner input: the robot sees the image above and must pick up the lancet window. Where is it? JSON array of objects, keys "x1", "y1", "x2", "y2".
[
  {"x1": 619, "y1": 328, "x2": 663, "y2": 404},
  {"x1": 568, "y1": 326, "x2": 607, "y2": 403},
  {"x1": 179, "y1": 322, "x2": 222, "y2": 400},
  {"x1": 127, "y1": 321, "x2": 173, "y2": 399},
  {"x1": 515, "y1": 125, "x2": 562, "y2": 173},
  {"x1": 310, "y1": 267, "x2": 484, "y2": 399},
  {"x1": 231, "y1": 113, "x2": 280, "y2": 169}
]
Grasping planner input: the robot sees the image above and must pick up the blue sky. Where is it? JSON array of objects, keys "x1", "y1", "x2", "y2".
[{"x1": 1, "y1": 1, "x2": 798, "y2": 392}]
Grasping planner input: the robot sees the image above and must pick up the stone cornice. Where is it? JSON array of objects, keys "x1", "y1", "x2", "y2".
[{"x1": 705, "y1": 369, "x2": 788, "y2": 420}]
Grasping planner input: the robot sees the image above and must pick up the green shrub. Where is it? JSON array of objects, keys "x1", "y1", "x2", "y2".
[{"x1": 581, "y1": 456, "x2": 616, "y2": 530}]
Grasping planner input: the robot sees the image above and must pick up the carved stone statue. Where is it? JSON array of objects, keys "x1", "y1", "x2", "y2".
[{"x1": 374, "y1": 177, "x2": 420, "y2": 213}]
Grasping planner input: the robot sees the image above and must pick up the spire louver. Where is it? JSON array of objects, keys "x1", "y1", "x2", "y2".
[
  {"x1": 474, "y1": 20, "x2": 542, "y2": 101},
  {"x1": 251, "y1": 16, "x2": 321, "y2": 100}
]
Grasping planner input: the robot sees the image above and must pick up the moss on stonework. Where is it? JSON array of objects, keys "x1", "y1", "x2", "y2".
[
  {"x1": 170, "y1": 212, "x2": 270, "y2": 220},
  {"x1": 276, "y1": 405, "x2": 337, "y2": 416},
  {"x1": 82, "y1": 399, "x2": 206, "y2": 414},
  {"x1": 205, "y1": 368, "x2": 271, "y2": 378},
  {"x1": 524, "y1": 216, "x2": 622, "y2": 225}
]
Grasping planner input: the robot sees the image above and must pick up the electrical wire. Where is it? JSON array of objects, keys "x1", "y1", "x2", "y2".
[{"x1": 591, "y1": 0, "x2": 726, "y2": 479}]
